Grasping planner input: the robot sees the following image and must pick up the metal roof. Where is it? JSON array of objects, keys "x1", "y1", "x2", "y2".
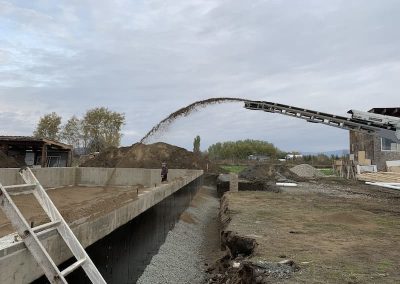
[
  {"x1": 368, "y1": 108, "x2": 400, "y2": 118},
  {"x1": 0, "y1": 136, "x2": 72, "y2": 149}
]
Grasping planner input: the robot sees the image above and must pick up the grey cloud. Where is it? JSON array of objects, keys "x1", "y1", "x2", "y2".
[{"x1": 1, "y1": 0, "x2": 399, "y2": 152}]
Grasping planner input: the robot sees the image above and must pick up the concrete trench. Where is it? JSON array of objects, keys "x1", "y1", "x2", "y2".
[{"x1": 32, "y1": 177, "x2": 203, "y2": 284}]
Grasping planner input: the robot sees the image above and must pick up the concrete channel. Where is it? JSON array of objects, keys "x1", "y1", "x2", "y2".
[{"x1": 0, "y1": 167, "x2": 203, "y2": 283}]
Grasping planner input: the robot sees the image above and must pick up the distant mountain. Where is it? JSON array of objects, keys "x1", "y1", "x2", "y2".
[{"x1": 301, "y1": 149, "x2": 349, "y2": 157}]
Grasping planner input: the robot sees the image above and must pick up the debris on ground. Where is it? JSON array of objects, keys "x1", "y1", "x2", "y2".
[
  {"x1": 289, "y1": 164, "x2": 324, "y2": 178},
  {"x1": 208, "y1": 181, "x2": 400, "y2": 283},
  {"x1": 240, "y1": 164, "x2": 305, "y2": 182},
  {"x1": 81, "y1": 142, "x2": 216, "y2": 170}
]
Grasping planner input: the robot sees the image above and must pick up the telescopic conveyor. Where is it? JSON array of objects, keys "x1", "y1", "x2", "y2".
[{"x1": 243, "y1": 100, "x2": 400, "y2": 143}]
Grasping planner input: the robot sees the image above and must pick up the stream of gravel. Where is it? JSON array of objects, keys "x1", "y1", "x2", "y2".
[{"x1": 136, "y1": 186, "x2": 220, "y2": 284}]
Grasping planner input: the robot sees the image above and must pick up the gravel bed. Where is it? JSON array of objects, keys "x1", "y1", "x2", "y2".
[
  {"x1": 290, "y1": 164, "x2": 324, "y2": 178},
  {"x1": 137, "y1": 186, "x2": 219, "y2": 284}
]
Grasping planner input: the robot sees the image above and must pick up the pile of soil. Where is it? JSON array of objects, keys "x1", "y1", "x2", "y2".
[
  {"x1": 0, "y1": 150, "x2": 21, "y2": 168},
  {"x1": 239, "y1": 164, "x2": 306, "y2": 182},
  {"x1": 81, "y1": 142, "x2": 214, "y2": 170},
  {"x1": 290, "y1": 164, "x2": 324, "y2": 178}
]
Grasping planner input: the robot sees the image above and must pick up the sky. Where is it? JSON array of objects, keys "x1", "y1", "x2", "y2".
[{"x1": 0, "y1": 0, "x2": 399, "y2": 152}]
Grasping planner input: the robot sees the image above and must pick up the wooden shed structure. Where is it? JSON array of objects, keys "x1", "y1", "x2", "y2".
[{"x1": 0, "y1": 136, "x2": 72, "y2": 167}]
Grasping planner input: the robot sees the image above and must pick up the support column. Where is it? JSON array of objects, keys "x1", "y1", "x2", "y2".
[
  {"x1": 229, "y1": 173, "x2": 238, "y2": 192},
  {"x1": 41, "y1": 143, "x2": 48, "y2": 167}
]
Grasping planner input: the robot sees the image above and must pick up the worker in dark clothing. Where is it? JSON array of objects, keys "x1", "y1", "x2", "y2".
[{"x1": 161, "y1": 162, "x2": 168, "y2": 182}]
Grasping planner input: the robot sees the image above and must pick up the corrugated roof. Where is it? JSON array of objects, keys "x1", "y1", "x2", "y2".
[
  {"x1": 0, "y1": 136, "x2": 72, "y2": 149},
  {"x1": 368, "y1": 108, "x2": 400, "y2": 118}
]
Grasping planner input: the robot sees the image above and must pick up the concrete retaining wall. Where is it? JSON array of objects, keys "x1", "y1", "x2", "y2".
[
  {"x1": 0, "y1": 167, "x2": 199, "y2": 188},
  {"x1": 0, "y1": 168, "x2": 203, "y2": 284}
]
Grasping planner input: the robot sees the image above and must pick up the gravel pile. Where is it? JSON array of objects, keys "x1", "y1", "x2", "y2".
[
  {"x1": 290, "y1": 164, "x2": 324, "y2": 178},
  {"x1": 137, "y1": 186, "x2": 219, "y2": 284}
]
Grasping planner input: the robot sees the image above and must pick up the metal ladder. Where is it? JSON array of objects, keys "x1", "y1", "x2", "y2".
[{"x1": 0, "y1": 167, "x2": 106, "y2": 284}]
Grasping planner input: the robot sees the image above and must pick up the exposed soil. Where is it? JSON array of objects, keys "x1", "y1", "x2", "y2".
[
  {"x1": 209, "y1": 180, "x2": 400, "y2": 283},
  {"x1": 239, "y1": 163, "x2": 307, "y2": 183},
  {"x1": 0, "y1": 185, "x2": 143, "y2": 238},
  {"x1": 0, "y1": 150, "x2": 22, "y2": 168},
  {"x1": 140, "y1": 97, "x2": 245, "y2": 143},
  {"x1": 81, "y1": 142, "x2": 217, "y2": 171}
]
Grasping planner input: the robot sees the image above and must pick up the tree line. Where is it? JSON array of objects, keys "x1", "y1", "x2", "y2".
[
  {"x1": 207, "y1": 139, "x2": 280, "y2": 160},
  {"x1": 33, "y1": 107, "x2": 125, "y2": 153}
]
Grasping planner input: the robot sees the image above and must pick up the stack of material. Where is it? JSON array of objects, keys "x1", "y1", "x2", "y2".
[
  {"x1": 357, "y1": 172, "x2": 400, "y2": 183},
  {"x1": 386, "y1": 160, "x2": 400, "y2": 173},
  {"x1": 357, "y1": 151, "x2": 372, "y2": 166}
]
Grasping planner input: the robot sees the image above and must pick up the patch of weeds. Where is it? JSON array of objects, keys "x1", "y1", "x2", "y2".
[
  {"x1": 377, "y1": 260, "x2": 393, "y2": 272},
  {"x1": 220, "y1": 165, "x2": 248, "y2": 174}
]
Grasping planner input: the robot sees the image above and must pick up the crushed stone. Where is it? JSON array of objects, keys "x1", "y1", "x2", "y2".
[
  {"x1": 290, "y1": 164, "x2": 324, "y2": 178},
  {"x1": 137, "y1": 186, "x2": 219, "y2": 284}
]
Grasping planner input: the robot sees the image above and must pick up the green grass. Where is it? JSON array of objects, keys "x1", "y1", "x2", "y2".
[
  {"x1": 318, "y1": 168, "x2": 336, "y2": 176},
  {"x1": 220, "y1": 165, "x2": 247, "y2": 174}
]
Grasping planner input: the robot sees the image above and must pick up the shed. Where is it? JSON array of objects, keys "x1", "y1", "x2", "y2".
[{"x1": 0, "y1": 136, "x2": 72, "y2": 167}]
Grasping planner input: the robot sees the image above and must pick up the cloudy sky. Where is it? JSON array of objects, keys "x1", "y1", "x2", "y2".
[{"x1": 1, "y1": 0, "x2": 399, "y2": 152}]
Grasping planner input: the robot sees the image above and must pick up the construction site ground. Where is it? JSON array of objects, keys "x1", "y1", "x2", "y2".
[
  {"x1": 219, "y1": 179, "x2": 400, "y2": 283},
  {"x1": 0, "y1": 185, "x2": 143, "y2": 238}
]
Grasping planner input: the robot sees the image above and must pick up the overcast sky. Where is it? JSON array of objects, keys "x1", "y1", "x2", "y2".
[{"x1": 1, "y1": 0, "x2": 399, "y2": 152}]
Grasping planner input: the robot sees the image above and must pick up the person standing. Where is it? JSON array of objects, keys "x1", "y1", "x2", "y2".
[{"x1": 161, "y1": 162, "x2": 168, "y2": 182}]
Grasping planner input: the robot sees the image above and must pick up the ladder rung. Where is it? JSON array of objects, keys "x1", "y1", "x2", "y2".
[
  {"x1": 3, "y1": 184, "x2": 36, "y2": 195},
  {"x1": 61, "y1": 258, "x2": 86, "y2": 277},
  {"x1": 32, "y1": 221, "x2": 61, "y2": 233}
]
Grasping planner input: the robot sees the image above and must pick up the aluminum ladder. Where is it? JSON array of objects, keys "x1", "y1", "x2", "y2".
[{"x1": 0, "y1": 167, "x2": 106, "y2": 284}]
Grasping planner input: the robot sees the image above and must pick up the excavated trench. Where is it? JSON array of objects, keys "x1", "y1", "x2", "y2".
[
  {"x1": 207, "y1": 189, "x2": 299, "y2": 284},
  {"x1": 32, "y1": 177, "x2": 203, "y2": 284}
]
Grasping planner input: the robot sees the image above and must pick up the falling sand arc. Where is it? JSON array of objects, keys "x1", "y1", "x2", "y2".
[{"x1": 140, "y1": 97, "x2": 246, "y2": 143}]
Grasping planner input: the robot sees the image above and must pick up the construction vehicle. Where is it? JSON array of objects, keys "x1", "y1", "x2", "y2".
[{"x1": 244, "y1": 100, "x2": 400, "y2": 143}]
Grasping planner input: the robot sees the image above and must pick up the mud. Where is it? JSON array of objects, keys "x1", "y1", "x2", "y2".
[{"x1": 140, "y1": 97, "x2": 245, "y2": 143}]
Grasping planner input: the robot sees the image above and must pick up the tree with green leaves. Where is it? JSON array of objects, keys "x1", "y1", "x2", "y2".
[
  {"x1": 60, "y1": 116, "x2": 84, "y2": 149},
  {"x1": 207, "y1": 139, "x2": 280, "y2": 160},
  {"x1": 33, "y1": 112, "x2": 62, "y2": 140},
  {"x1": 82, "y1": 107, "x2": 125, "y2": 152},
  {"x1": 193, "y1": 135, "x2": 201, "y2": 153}
]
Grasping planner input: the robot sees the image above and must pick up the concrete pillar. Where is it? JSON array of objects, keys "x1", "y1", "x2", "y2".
[{"x1": 229, "y1": 173, "x2": 238, "y2": 192}]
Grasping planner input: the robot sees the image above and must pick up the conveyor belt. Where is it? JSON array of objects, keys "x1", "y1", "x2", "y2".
[{"x1": 244, "y1": 100, "x2": 400, "y2": 143}]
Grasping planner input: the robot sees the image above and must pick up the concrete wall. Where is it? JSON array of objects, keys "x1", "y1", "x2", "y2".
[
  {"x1": 0, "y1": 169, "x2": 203, "y2": 284},
  {"x1": 0, "y1": 167, "x2": 199, "y2": 188}
]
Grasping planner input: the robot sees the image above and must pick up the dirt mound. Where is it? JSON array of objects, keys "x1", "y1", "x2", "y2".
[
  {"x1": 290, "y1": 164, "x2": 324, "y2": 178},
  {"x1": 0, "y1": 150, "x2": 21, "y2": 168},
  {"x1": 81, "y1": 142, "x2": 213, "y2": 170},
  {"x1": 239, "y1": 164, "x2": 305, "y2": 182}
]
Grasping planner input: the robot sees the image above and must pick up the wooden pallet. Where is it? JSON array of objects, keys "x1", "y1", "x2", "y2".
[{"x1": 357, "y1": 172, "x2": 400, "y2": 183}]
